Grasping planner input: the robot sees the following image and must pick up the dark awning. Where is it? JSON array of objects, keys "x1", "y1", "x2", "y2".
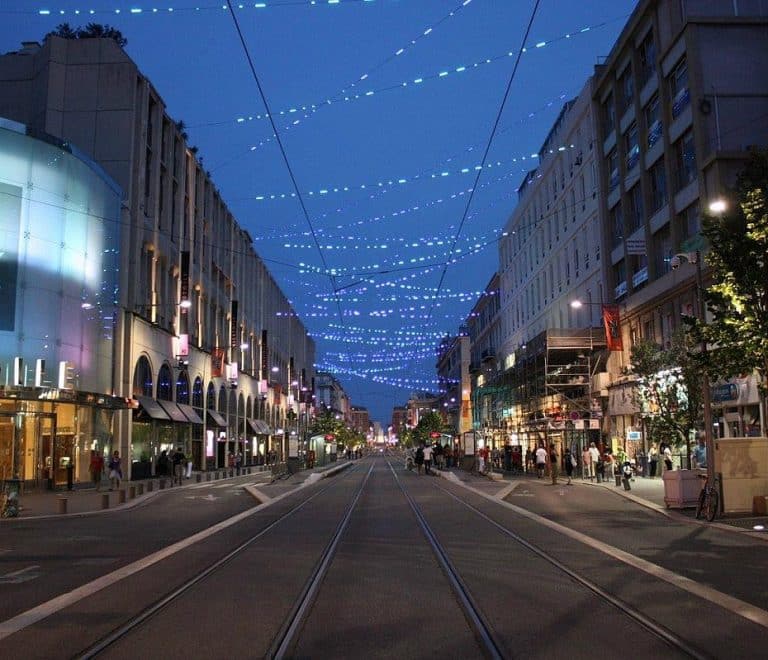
[
  {"x1": 246, "y1": 418, "x2": 272, "y2": 434},
  {"x1": 177, "y1": 403, "x2": 204, "y2": 425},
  {"x1": 206, "y1": 409, "x2": 227, "y2": 427},
  {"x1": 135, "y1": 396, "x2": 170, "y2": 421},
  {"x1": 156, "y1": 399, "x2": 189, "y2": 423}
]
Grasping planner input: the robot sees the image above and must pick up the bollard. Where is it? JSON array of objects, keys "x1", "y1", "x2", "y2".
[
  {"x1": 129, "y1": 485, "x2": 136, "y2": 499},
  {"x1": 118, "y1": 489, "x2": 126, "y2": 504},
  {"x1": 147, "y1": 480, "x2": 154, "y2": 492},
  {"x1": 138, "y1": 483, "x2": 144, "y2": 495},
  {"x1": 159, "y1": 478, "x2": 166, "y2": 490},
  {"x1": 101, "y1": 493, "x2": 110, "y2": 509},
  {"x1": 206, "y1": 472, "x2": 211, "y2": 481},
  {"x1": 57, "y1": 497, "x2": 68, "y2": 514},
  {"x1": 196, "y1": 473, "x2": 202, "y2": 483}
]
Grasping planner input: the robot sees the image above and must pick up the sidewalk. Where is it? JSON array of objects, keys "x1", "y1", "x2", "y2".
[
  {"x1": 1, "y1": 465, "x2": 274, "y2": 520},
  {"x1": 445, "y1": 466, "x2": 768, "y2": 538}
]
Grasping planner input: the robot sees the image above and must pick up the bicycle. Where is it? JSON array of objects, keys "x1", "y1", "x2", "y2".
[{"x1": 695, "y1": 472, "x2": 720, "y2": 522}]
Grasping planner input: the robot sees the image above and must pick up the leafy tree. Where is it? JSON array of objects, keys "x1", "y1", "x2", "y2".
[
  {"x1": 411, "y1": 411, "x2": 445, "y2": 446},
  {"x1": 627, "y1": 330, "x2": 703, "y2": 454},
  {"x1": 45, "y1": 22, "x2": 127, "y2": 48},
  {"x1": 690, "y1": 149, "x2": 768, "y2": 427}
]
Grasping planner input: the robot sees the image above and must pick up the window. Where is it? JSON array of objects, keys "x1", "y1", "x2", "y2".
[
  {"x1": 644, "y1": 94, "x2": 662, "y2": 148},
  {"x1": 639, "y1": 30, "x2": 656, "y2": 85},
  {"x1": 607, "y1": 149, "x2": 620, "y2": 191},
  {"x1": 628, "y1": 184, "x2": 644, "y2": 233},
  {"x1": 653, "y1": 225, "x2": 672, "y2": 277},
  {"x1": 603, "y1": 92, "x2": 615, "y2": 135},
  {"x1": 675, "y1": 130, "x2": 697, "y2": 190},
  {"x1": 669, "y1": 57, "x2": 689, "y2": 118},
  {"x1": 677, "y1": 204, "x2": 701, "y2": 245},
  {"x1": 649, "y1": 160, "x2": 667, "y2": 213},
  {"x1": 610, "y1": 204, "x2": 624, "y2": 248},
  {"x1": 614, "y1": 260, "x2": 627, "y2": 298},
  {"x1": 619, "y1": 66, "x2": 635, "y2": 113},
  {"x1": 625, "y1": 121, "x2": 639, "y2": 171}
]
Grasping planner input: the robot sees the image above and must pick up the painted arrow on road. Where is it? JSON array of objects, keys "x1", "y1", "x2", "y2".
[{"x1": 0, "y1": 565, "x2": 40, "y2": 584}]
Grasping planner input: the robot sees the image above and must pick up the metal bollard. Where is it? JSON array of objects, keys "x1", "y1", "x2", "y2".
[
  {"x1": 138, "y1": 483, "x2": 144, "y2": 495},
  {"x1": 206, "y1": 472, "x2": 211, "y2": 481},
  {"x1": 147, "y1": 480, "x2": 154, "y2": 492},
  {"x1": 118, "y1": 489, "x2": 126, "y2": 504},
  {"x1": 159, "y1": 478, "x2": 166, "y2": 490},
  {"x1": 101, "y1": 493, "x2": 110, "y2": 509},
  {"x1": 196, "y1": 473, "x2": 202, "y2": 483},
  {"x1": 57, "y1": 497, "x2": 68, "y2": 514},
  {"x1": 129, "y1": 485, "x2": 136, "y2": 499}
]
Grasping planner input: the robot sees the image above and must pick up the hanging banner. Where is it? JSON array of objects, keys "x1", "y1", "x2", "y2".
[
  {"x1": 230, "y1": 300, "x2": 238, "y2": 349},
  {"x1": 602, "y1": 304, "x2": 623, "y2": 351},
  {"x1": 211, "y1": 347, "x2": 225, "y2": 377}
]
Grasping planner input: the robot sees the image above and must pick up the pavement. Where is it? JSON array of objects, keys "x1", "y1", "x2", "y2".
[
  {"x1": 3, "y1": 461, "x2": 768, "y2": 540},
  {"x1": 0, "y1": 461, "x2": 352, "y2": 521}
]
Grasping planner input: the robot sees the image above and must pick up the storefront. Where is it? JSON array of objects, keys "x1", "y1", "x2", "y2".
[{"x1": 0, "y1": 388, "x2": 129, "y2": 490}]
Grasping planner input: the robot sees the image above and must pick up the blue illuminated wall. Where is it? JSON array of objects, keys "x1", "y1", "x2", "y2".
[{"x1": 0, "y1": 118, "x2": 121, "y2": 392}]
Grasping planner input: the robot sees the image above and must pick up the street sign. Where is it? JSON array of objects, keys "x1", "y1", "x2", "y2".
[{"x1": 626, "y1": 238, "x2": 646, "y2": 255}]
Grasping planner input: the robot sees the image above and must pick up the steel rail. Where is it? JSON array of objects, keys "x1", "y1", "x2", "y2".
[
  {"x1": 74, "y1": 465, "x2": 362, "y2": 659},
  {"x1": 437, "y1": 484, "x2": 711, "y2": 660},
  {"x1": 387, "y1": 460, "x2": 505, "y2": 660},
  {"x1": 268, "y1": 461, "x2": 375, "y2": 659}
]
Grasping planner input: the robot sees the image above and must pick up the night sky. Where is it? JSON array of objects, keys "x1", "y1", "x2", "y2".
[{"x1": 0, "y1": 0, "x2": 638, "y2": 424}]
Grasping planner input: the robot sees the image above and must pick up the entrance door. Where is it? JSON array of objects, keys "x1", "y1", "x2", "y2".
[
  {"x1": 36, "y1": 414, "x2": 56, "y2": 489},
  {"x1": 0, "y1": 413, "x2": 16, "y2": 481}
]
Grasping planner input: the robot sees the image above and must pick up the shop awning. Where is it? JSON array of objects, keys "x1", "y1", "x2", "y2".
[
  {"x1": 206, "y1": 409, "x2": 227, "y2": 427},
  {"x1": 177, "y1": 403, "x2": 204, "y2": 425},
  {"x1": 156, "y1": 399, "x2": 189, "y2": 423},
  {"x1": 135, "y1": 396, "x2": 170, "y2": 421},
  {"x1": 246, "y1": 418, "x2": 272, "y2": 434}
]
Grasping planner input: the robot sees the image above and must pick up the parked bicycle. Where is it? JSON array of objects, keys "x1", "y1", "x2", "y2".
[{"x1": 695, "y1": 472, "x2": 721, "y2": 522}]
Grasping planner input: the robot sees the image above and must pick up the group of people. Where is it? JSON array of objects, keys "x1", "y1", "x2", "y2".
[
  {"x1": 88, "y1": 450, "x2": 124, "y2": 491},
  {"x1": 408, "y1": 442, "x2": 457, "y2": 474}
]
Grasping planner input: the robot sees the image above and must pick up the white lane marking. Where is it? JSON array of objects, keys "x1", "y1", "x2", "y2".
[
  {"x1": 453, "y1": 478, "x2": 768, "y2": 630},
  {"x1": 184, "y1": 494, "x2": 218, "y2": 502},
  {"x1": 0, "y1": 566, "x2": 40, "y2": 584},
  {"x1": 0, "y1": 480, "x2": 308, "y2": 640}
]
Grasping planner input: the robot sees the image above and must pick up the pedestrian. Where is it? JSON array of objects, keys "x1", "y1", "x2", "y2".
[
  {"x1": 535, "y1": 444, "x2": 547, "y2": 479},
  {"x1": 525, "y1": 448, "x2": 533, "y2": 473},
  {"x1": 235, "y1": 451, "x2": 243, "y2": 474},
  {"x1": 108, "y1": 450, "x2": 122, "y2": 491},
  {"x1": 564, "y1": 447, "x2": 575, "y2": 485},
  {"x1": 423, "y1": 443, "x2": 433, "y2": 474},
  {"x1": 582, "y1": 446, "x2": 592, "y2": 480},
  {"x1": 172, "y1": 446, "x2": 186, "y2": 485},
  {"x1": 549, "y1": 443, "x2": 559, "y2": 485},
  {"x1": 648, "y1": 442, "x2": 659, "y2": 477},
  {"x1": 434, "y1": 442, "x2": 444, "y2": 470},
  {"x1": 588, "y1": 442, "x2": 601, "y2": 482},
  {"x1": 415, "y1": 445, "x2": 424, "y2": 474},
  {"x1": 662, "y1": 443, "x2": 673, "y2": 471},
  {"x1": 692, "y1": 433, "x2": 707, "y2": 469},
  {"x1": 89, "y1": 450, "x2": 104, "y2": 491}
]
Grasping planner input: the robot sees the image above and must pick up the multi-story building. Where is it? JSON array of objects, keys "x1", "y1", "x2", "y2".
[
  {"x1": 314, "y1": 372, "x2": 350, "y2": 421},
  {"x1": 349, "y1": 406, "x2": 370, "y2": 438},
  {"x1": 0, "y1": 35, "x2": 315, "y2": 483},
  {"x1": 493, "y1": 80, "x2": 608, "y2": 454},
  {"x1": 592, "y1": 0, "x2": 768, "y2": 451},
  {"x1": 435, "y1": 330, "x2": 471, "y2": 435},
  {"x1": 390, "y1": 405, "x2": 407, "y2": 440}
]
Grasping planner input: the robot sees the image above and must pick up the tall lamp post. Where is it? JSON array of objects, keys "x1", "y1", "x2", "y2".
[{"x1": 671, "y1": 250, "x2": 715, "y2": 490}]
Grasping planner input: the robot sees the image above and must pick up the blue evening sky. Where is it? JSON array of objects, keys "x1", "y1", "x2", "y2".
[{"x1": 0, "y1": 0, "x2": 638, "y2": 424}]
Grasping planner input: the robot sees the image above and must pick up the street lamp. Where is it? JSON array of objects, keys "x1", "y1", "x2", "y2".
[{"x1": 671, "y1": 250, "x2": 715, "y2": 491}]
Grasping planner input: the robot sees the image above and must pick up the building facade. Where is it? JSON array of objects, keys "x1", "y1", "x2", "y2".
[
  {"x1": 0, "y1": 35, "x2": 315, "y2": 483},
  {"x1": 592, "y1": 0, "x2": 768, "y2": 453},
  {"x1": 435, "y1": 331, "x2": 471, "y2": 435}
]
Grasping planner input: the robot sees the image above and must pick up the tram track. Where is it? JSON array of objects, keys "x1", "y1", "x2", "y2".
[{"x1": 57, "y1": 455, "x2": 757, "y2": 658}]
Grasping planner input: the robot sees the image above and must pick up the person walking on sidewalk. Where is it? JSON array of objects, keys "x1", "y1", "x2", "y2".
[
  {"x1": 172, "y1": 446, "x2": 186, "y2": 485},
  {"x1": 535, "y1": 444, "x2": 547, "y2": 479},
  {"x1": 648, "y1": 443, "x2": 659, "y2": 477},
  {"x1": 108, "y1": 451, "x2": 122, "y2": 491},
  {"x1": 549, "y1": 444, "x2": 559, "y2": 485},
  {"x1": 588, "y1": 442, "x2": 601, "y2": 482},
  {"x1": 423, "y1": 443, "x2": 433, "y2": 475},
  {"x1": 582, "y1": 446, "x2": 592, "y2": 480},
  {"x1": 89, "y1": 450, "x2": 105, "y2": 491}
]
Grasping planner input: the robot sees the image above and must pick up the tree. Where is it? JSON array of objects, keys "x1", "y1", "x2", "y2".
[
  {"x1": 691, "y1": 149, "x2": 768, "y2": 428},
  {"x1": 45, "y1": 22, "x2": 127, "y2": 48},
  {"x1": 627, "y1": 330, "x2": 703, "y2": 455},
  {"x1": 410, "y1": 411, "x2": 445, "y2": 446}
]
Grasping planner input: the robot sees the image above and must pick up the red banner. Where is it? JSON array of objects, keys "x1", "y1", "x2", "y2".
[
  {"x1": 211, "y1": 348, "x2": 225, "y2": 377},
  {"x1": 602, "y1": 304, "x2": 623, "y2": 351}
]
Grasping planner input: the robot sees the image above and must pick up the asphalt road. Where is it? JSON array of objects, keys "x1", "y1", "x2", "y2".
[{"x1": 1, "y1": 456, "x2": 766, "y2": 659}]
